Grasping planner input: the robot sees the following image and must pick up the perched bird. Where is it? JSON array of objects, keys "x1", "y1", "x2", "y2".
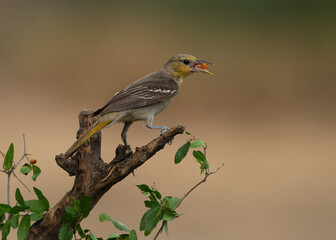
[{"x1": 64, "y1": 54, "x2": 213, "y2": 158}]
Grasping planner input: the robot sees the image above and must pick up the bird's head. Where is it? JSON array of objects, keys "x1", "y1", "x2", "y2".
[{"x1": 163, "y1": 54, "x2": 213, "y2": 79}]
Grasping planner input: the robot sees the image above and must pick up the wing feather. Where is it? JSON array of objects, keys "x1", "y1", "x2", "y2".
[{"x1": 94, "y1": 71, "x2": 178, "y2": 116}]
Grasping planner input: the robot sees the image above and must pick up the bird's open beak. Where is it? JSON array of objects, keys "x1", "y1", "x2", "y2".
[{"x1": 192, "y1": 59, "x2": 213, "y2": 75}]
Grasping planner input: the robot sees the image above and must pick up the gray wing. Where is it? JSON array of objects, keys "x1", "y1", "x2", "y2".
[{"x1": 93, "y1": 72, "x2": 178, "y2": 116}]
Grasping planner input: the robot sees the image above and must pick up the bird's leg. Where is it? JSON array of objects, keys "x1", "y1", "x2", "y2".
[
  {"x1": 145, "y1": 116, "x2": 169, "y2": 135},
  {"x1": 121, "y1": 122, "x2": 132, "y2": 147}
]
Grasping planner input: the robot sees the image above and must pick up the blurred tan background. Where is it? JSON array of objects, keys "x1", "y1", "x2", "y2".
[{"x1": 1, "y1": 1, "x2": 336, "y2": 239}]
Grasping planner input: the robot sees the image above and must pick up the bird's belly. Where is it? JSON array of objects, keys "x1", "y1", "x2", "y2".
[{"x1": 119, "y1": 101, "x2": 171, "y2": 122}]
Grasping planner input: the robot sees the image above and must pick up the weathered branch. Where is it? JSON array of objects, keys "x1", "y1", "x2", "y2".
[{"x1": 27, "y1": 110, "x2": 184, "y2": 240}]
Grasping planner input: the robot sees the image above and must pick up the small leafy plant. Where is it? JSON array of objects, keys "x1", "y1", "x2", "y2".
[
  {"x1": 137, "y1": 184, "x2": 180, "y2": 237},
  {"x1": 0, "y1": 135, "x2": 47, "y2": 240}
]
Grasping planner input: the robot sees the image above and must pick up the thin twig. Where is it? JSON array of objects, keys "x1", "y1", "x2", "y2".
[
  {"x1": 0, "y1": 150, "x2": 5, "y2": 159},
  {"x1": 153, "y1": 225, "x2": 164, "y2": 240},
  {"x1": 175, "y1": 163, "x2": 224, "y2": 209},
  {"x1": 13, "y1": 172, "x2": 31, "y2": 193},
  {"x1": 11, "y1": 134, "x2": 28, "y2": 173},
  {"x1": 7, "y1": 174, "x2": 11, "y2": 206}
]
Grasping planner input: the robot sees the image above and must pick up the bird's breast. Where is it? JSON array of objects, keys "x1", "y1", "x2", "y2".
[{"x1": 116, "y1": 100, "x2": 172, "y2": 122}]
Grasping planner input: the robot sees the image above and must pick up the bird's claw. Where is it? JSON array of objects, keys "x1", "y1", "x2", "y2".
[
  {"x1": 160, "y1": 127, "x2": 169, "y2": 135},
  {"x1": 160, "y1": 127, "x2": 173, "y2": 144}
]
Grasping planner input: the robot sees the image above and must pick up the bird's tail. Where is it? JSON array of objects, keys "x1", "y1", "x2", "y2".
[{"x1": 64, "y1": 120, "x2": 112, "y2": 158}]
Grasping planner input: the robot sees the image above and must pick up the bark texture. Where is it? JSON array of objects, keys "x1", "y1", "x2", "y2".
[{"x1": 27, "y1": 110, "x2": 185, "y2": 239}]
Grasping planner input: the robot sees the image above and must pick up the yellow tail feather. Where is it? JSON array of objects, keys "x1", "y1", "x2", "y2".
[{"x1": 64, "y1": 120, "x2": 112, "y2": 158}]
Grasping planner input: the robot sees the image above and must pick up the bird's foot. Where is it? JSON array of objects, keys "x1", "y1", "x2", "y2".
[
  {"x1": 112, "y1": 144, "x2": 133, "y2": 164},
  {"x1": 124, "y1": 145, "x2": 133, "y2": 155},
  {"x1": 159, "y1": 127, "x2": 173, "y2": 144},
  {"x1": 121, "y1": 141, "x2": 132, "y2": 152},
  {"x1": 160, "y1": 127, "x2": 169, "y2": 135}
]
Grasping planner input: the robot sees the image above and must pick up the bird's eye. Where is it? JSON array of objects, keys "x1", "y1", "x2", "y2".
[{"x1": 182, "y1": 59, "x2": 190, "y2": 65}]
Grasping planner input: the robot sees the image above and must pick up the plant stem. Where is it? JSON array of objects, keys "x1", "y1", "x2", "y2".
[
  {"x1": 7, "y1": 173, "x2": 11, "y2": 205},
  {"x1": 12, "y1": 134, "x2": 28, "y2": 171},
  {"x1": 153, "y1": 225, "x2": 163, "y2": 240},
  {"x1": 6, "y1": 134, "x2": 28, "y2": 206},
  {"x1": 13, "y1": 172, "x2": 31, "y2": 193}
]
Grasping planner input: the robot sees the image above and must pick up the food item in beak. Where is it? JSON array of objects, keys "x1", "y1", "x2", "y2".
[
  {"x1": 192, "y1": 61, "x2": 213, "y2": 75},
  {"x1": 194, "y1": 63, "x2": 208, "y2": 70},
  {"x1": 200, "y1": 63, "x2": 208, "y2": 69}
]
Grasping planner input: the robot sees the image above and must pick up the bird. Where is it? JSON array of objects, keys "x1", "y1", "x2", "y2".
[{"x1": 64, "y1": 54, "x2": 213, "y2": 158}]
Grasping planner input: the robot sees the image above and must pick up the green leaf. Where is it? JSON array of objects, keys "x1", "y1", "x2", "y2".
[
  {"x1": 136, "y1": 184, "x2": 158, "y2": 201},
  {"x1": 61, "y1": 212, "x2": 75, "y2": 227},
  {"x1": 129, "y1": 230, "x2": 138, "y2": 240},
  {"x1": 140, "y1": 207, "x2": 160, "y2": 236},
  {"x1": 25, "y1": 200, "x2": 47, "y2": 213},
  {"x1": 4, "y1": 143, "x2": 14, "y2": 170},
  {"x1": 119, "y1": 234, "x2": 131, "y2": 240},
  {"x1": 136, "y1": 184, "x2": 152, "y2": 193},
  {"x1": 65, "y1": 206, "x2": 78, "y2": 218},
  {"x1": 157, "y1": 209, "x2": 164, "y2": 222},
  {"x1": 89, "y1": 231, "x2": 98, "y2": 240},
  {"x1": 80, "y1": 195, "x2": 92, "y2": 218},
  {"x1": 10, "y1": 213, "x2": 19, "y2": 228},
  {"x1": 77, "y1": 224, "x2": 85, "y2": 238},
  {"x1": 190, "y1": 139, "x2": 205, "y2": 148},
  {"x1": 30, "y1": 212, "x2": 44, "y2": 221},
  {"x1": 0, "y1": 204, "x2": 11, "y2": 214},
  {"x1": 2, "y1": 219, "x2": 11, "y2": 240},
  {"x1": 174, "y1": 142, "x2": 190, "y2": 164},
  {"x1": 144, "y1": 200, "x2": 161, "y2": 209},
  {"x1": 32, "y1": 165, "x2": 41, "y2": 181},
  {"x1": 193, "y1": 150, "x2": 206, "y2": 163},
  {"x1": 15, "y1": 188, "x2": 26, "y2": 206},
  {"x1": 9, "y1": 205, "x2": 29, "y2": 214},
  {"x1": 33, "y1": 187, "x2": 49, "y2": 209},
  {"x1": 152, "y1": 190, "x2": 162, "y2": 200},
  {"x1": 140, "y1": 208, "x2": 154, "y2": 231},
  {"x1": 17, "y1": 214, "x2": 30, "y2": 240},
  {"x1": 200, "y1": 160, "x2": 210, "y2": 172},
  {"x1": 59, "y1": 224, "x2": 73, "y2": 240},
  {"x1": 107, "y1": 233, "x2": 120, "y2": 239},
  {"x1": 167, "y1": 197, "x2": 180, "y2": 210},
  {"x1": 163, "y1": 208, "x2": 177, "y2": 221},
  {"x1": 0, "y1": 213, "x2": 5, "y2": 224},
  {"x1": 99, "y1": 213, "x2": 130, "y2": 232},
  {"x1": 163, "y1": 220, "x2": 169, "y2": 236},
  {"x1": 72, "y1": 198, "x2": 81, "y2": 214},
  {"x1": 185, "y1": 131, "x2": 192, "y2": 135},
  {"x1": 20, "y1": 164, "x2": 32, "y2": 175},
  {"x1": 163, "y1": 212, "x2": 174, "y2": 222}
]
